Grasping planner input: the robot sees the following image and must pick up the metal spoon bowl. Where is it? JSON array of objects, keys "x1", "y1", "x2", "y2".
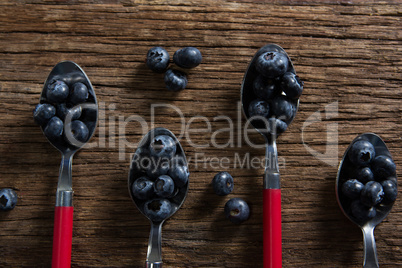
[
  {"x1": 40, "y1": 61, "x2": 98, "y2": 153},
  {"x1": 240, "y1": 44, "x2": 301, "y2": 267},
  {"x1": 39, "y1": 61, "x2": 98, "y2": 267},
  {"x1": 128, "y1": 127, "x2": 189, "y2": 268},
  {"x1": 336, "y1": 133, "x2": 397, "y2": 268},
  {"x1": 241, "y1": 43, "x2": 299, "y2": 135}
]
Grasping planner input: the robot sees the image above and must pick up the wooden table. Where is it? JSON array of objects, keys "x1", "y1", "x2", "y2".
[{"x1": 0, "y1": 1, "x2": 400, "y2": 267}]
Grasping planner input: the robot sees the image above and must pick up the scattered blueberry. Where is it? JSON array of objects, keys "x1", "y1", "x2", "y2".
[
  {"x1": 65, "y1": 120, "x2": 89, "y2": 144},
  {"x1": 33, "y1": 103, "x2": 56, "y2": 126},
  {"x1": 342, "y1": 179, "x2": 364, "y2": 200},
  {"x1": 280, "y1": 72, "x2": 304, "y2": 99},
  {"x1": 248, "y1": 99, "x2": 269, "y2": 118},
  {"x1": 149, "y1": 135, "x2": 177, "y2": 159},
  {"x1": 56, "y1": 103, "x2": 82, "y2": 122},
  {"x1": 46, "y1": 80, "x2": 70, "y2": 103},
  {"x1": 212, "y1": 171, "x2": 234, "y2": 196},
  {"x1": 164, "y1": 69, "x2": 188, "y2": 91},
  {"x1": 44, "y1": 116, "x2": 64, "y2": 140},
  {"x1": 255, "y1": 51, "x2": 288, "y2": 78},
  {"x1": 380, "y1": 179, "x2": 398, "y2": 204},
  {"x1": 360, "y1": 181, "x2": 384, "y2": 207},
  {"x1": 146, "y1": 46, "x2": 170, "y2": 73},
  {"x1": 356, "y1": 167, "x2": 374, "y2": 184},
  {"x1": 132, "y1": 177, "x2": 154, "y2": 200},
  {"x1": 0, "y1": 188, "x2": 17, "y2": 211},
  {"x1": 271, "y1": 95, "x2": 296, "y2": 122},
  {"x1": 348, "y1": 140, "x2": 375, "y2": 166},
  {"x1": 144, "y1": 199, "x2": 172, "y2": 222},
  {"x1": 154, "y1": 175, "x2": 175, "y2": 198},
  {"x1": 69, "y1": 82, "x2": 88, "y2": 105},
  {"x1": 168, "y1": 164, "x2": 190, "y2": 187},
  {"x1": 371, "y1": 155, "x2": 396, "y2": 180},
  {"x1": 224, "y1": 198, "x2": 250, "y2": 224},
  {"x1": 253, "y1": 75, "x2": 279, "y2": 101},
  {"x1": 173, "y1": 47, "x2": 202, "y2": 69},
  {"x1": 350, "y1": 200, "x2": 376, "y2": 222}
]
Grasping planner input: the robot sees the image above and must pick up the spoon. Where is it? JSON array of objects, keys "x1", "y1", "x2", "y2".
[
  {"x1": 241, "y1": 44, "x2": 300, "y2": 268},
  {"x1": 39, "y1": 61, "x2": 98, "y2": 267},
  {"x1": 128, "y1": 127, "x2": 189, "y2": 268},
  {"x1": 336, "y1": 133, "x2": 397, "y2": 268}
]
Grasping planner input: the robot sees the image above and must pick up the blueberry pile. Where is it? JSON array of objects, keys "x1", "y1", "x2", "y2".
[
  {"x1": 339, "y1": 139, "x2": 397, "y2": 223},
  {"x1": 243, "y1": 45, "x2": 303, "y2": 134},
  {"x1": 33, "y1": 75, "x2": 97, "y2": 149},
  {"x1": 129, "y1": 134, "x2": 190, "y2": 222},
  {"x1": 146, "y1": 46, "x2": 202, "y2": 91},
  {"x1": 212, "y1": 171, "x2": 250, "y2": 224},
  {"x1": 0, "y1": 188, "x2": 18, "y2": 211}
]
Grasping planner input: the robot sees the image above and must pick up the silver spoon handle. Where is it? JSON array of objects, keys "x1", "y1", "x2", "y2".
[
  {"x1": 56, "y1": 152, "x2": 74, "y2": 206},
  {"x1": 362, "y1": 225, "x2": 379, "y2": 268},
  {"x1": 264, "y1": 119, "x2": 280, "y2": 189},
  {"x1": 146, "y1": 222, "x2": 163, "y2": 267}
]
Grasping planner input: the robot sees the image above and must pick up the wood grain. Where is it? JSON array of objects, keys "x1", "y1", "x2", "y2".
[{"x1": 0, "y1": 0, "x2": 401, "y2": 267}]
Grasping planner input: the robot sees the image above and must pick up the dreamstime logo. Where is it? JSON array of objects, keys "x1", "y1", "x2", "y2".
[{"x1": 64, "y1": 101, "x2": 339, "y2": 169}]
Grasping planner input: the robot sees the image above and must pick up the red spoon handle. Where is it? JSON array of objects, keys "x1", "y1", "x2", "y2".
[
  {"x1": 52, "y1": 206, "x2": 73, "y2": 268},
  {"x1": 263, "y1": 188, "x2": 282, "y2": 268}
]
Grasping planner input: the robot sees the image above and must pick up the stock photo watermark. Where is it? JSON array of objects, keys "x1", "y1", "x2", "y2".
[{"x1": 63, "y1": 101, "x2": 339, "y2": 169}]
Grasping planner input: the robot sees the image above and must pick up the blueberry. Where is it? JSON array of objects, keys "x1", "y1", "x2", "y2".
[
  {"x1": 253, "y1": 75, "x2": 280, "y2": 101},
  {"x1": 255, "y1": 51, "x2": 288, "y2": 78},
  {"x1": 65, "y1": 120, "x2": 89, "y2": 144},
  {"x1": 360, "y1": 181, "x2": 384, "y2": 207},
  {"x1": 371, "y1": 155, "x2": 396, "y2": 180},
  {"x1": 271, "y1": 95, "x2": 296, "y2": 122},
  {"x1": 80, "y1": 104, "x2": 97, "y2": 122},
  {"x1": 146, "y1": 156, "x2": 170, "y2": 179},
  {"x1": 348, "y1": 140, "x2": 375, "y2": 166},
  {"x1": 248, "y1": 99, "x2": 269, "y2": 118},
  {"x1": 69, "y1": 82, "x2": 88, "y2": 105},
  {"x1": 212, "y1": 171, "x2": 234, "y2": 196},
  {"x1": 154, "y1": 175, "x2": 175, "y2": 198},
  {"x1": 380, "y1": 179, "x2": 398, "y2": 204},
  {"x1": 146, "y1": 46, "x2": 170, "y2": 73},
  {"x1": 168, "y1": 164, "x2": 190, "y2": 187},
  {"x1": 224, "y1": 198, "x2": 250, "y2": 224},
  {"x1": 356, "y1": 167, "x2": 374, "y2": 184},
  {"x1": 132, "y1": 177, "x2": 154, "y2": 200},
  {"x1": 46, "y1": 80, "x2": 69, "y2": 103},
  {"x1": 386, "y1": 176, "x2": 398, "y2": 185},
  {"x1": 272, "y1": 118, "x2": 288, "y2": 134},
  {"x1": 149, "y1": 135, "x2": 176, "y2": 159},
  {"x1": 164, "y1": 69, "x2": 188, "y2": 91},
  {"x1": 350, "y1": 200, "x2": 376, "y2": 222},
  {"x1": 144, "y1": 199, "x2": 172, "y2": 222},
  {"x1": 33, "y1": 103, "x2": 56, "y2": 126},
  {"x1": 44, "y1": 116, "x2": 64, "y2": 140},
  {"x1": 173, "y1": 47, "x2": 202, "y2": 69},
  {"x1": 280, "y1": 72, "x2": 304, "y2": 99},
  {"x1": 56, "y1": 103, "x2": 82, "y2": 122},
  {"x1": 0, "y1": 188, "x2": 17, "y2": 211},
  {"x1": 342, "y1": 179, "x2": 364, "y2": 200}
]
